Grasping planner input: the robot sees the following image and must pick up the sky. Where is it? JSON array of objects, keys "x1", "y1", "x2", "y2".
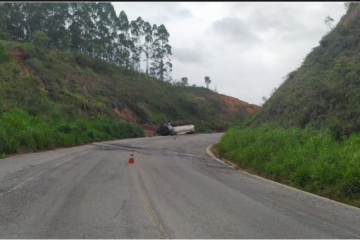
[{"x1": 111, "y1": 2, "x2": 347, "y2": 106}]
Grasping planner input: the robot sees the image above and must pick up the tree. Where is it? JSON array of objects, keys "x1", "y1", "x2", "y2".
[
  {"x1": 142, "y1": 21, "x2": 152, "y2": 74},
  {"x1": 205, "y1": 76, "x2": 211, "y2": 88},
  {"x1": 47, "y1": 3, "x2": 70, "y2": 49},
  {"x1": 77, "y1": 3, "x2": 96, "y2": 56},
  {"x1": 130, "y1": 17, "x2": 145, "y2": 71},
  {"x1": 324, "y1": 15, "x2": 334, "y2": 30},
  {"x1": 117, "y1": 10, "x2": 131, "y2": 67},
  {"x1": 180, "y1": 77, "x2": 188, "y2": 86},
  {"x1": 150, "y1": 24, "x2": 172, "y2": 81},
  {"x1": 94, "y1": 2, "x2": 113, "y2": 60},
  {"x1": 261, "y1": 96, "x2": 268, "y2": 105},
  {"x1": 0, "y1": 3, "x2": 174, "y2": 77},
  {"x1": 32, "y1": 30, "x2": 50, "y2": 48},
  {"x1": 0, "y1": 3, "x2": 9, "y2": 38},
  {"x1": 59, "y1": 32, "x2": 71, "y2": 51},
  {"x1": 0, "y1": 41, "x2": 9, "y2": 63},
  {"x1": 6, "y1": 3, "x2": 27, "y2": 41}
]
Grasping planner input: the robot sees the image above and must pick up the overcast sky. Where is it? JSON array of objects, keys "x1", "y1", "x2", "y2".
[{"x1": 112, "y1": 2, "x2": 347, "y2": 105}]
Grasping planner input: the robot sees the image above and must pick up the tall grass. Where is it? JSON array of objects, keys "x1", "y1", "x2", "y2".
[
  {"x1": 218, "y1": 126, "x2": 360, "y2": 206},
  {"x1": 0, "y1": 108, "x2": 144, "y2": 157}
]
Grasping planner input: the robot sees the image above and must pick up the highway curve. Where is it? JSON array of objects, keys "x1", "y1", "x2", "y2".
[{"x1": 0, "y1": 133, "x2": 360, "y2": 238}]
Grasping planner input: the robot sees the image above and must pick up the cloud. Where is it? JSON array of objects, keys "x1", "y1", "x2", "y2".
[
  {"x1": 172, "y1": 42, "x2": 211, "y2": 65},
  {"x1": 112, "y1": 2, "x2": 186, "y2": 24},
  {"x1": 172, "y1": 47, "x2": 203, "y2": 64},
  {"x1": 112, "y1": 2, "x2": 347, "y2": 105},
  {"x1": 248, "y1": 9, "x2": 304, "y2": 33},
  {"x1": 112, "y1": 2, "x2": 182, "y2": 25},
  {"x1": 178, "y1": 8, "x2": 192, "y2": 18},
  {"x1": 209, "y1": 17, "x2": 259, "y2": 43}
]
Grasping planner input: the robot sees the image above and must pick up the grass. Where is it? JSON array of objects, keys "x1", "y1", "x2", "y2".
[
  {"x1": 218, "y1": 125, "x2": 360, "y2": 207},
  {"x1": 0, "y1": 108, "x2": 144, "y2": 157}
]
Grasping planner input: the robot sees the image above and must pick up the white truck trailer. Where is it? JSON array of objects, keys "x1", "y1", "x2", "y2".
[{"x1": 157, "y1": 121, "x2": 195, "y2": 136}]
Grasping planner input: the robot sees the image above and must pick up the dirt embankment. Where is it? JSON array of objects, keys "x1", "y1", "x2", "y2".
[
  {"x1": 10, "y1": 49, "x2": 33, "y2": 76},
  {"x1": 112, "y1": 94, "x2": 260, "y2": 137},
  {"x1": 216, "y1": 94, "x2": 260, "y2": 115}
]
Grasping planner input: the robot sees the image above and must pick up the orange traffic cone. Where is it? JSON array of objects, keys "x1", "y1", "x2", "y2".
[{"x1": 128, "y1": 152, "x2": 134, "y2": 164}]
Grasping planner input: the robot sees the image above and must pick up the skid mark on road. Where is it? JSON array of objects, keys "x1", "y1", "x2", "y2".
[
  {"x1": 114, "y1": 200, "x2": 126, "y2": 219},
  {"x1": 0, "y1": 151, "x2": 90, "y2": 197},
  {"x1": 133, "y1": 173, "x2": 169, "y2": 239}
]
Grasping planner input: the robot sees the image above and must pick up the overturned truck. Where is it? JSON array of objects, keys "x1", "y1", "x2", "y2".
[{"x1": 157, "y1": 121, "x2": 195, "y2": 136}]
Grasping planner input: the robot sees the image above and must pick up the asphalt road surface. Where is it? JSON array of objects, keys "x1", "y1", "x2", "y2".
[{"x1": 1, "y1": 133, "x2": 360, "y2": 238}]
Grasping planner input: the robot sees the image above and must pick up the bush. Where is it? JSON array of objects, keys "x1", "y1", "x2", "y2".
[
  {"x1": 0, "y1": 109, "x2": 145, "y2": 157},
  {"x1": 218, "y1": 126, "x2": 360, "y2": 206},
  {"x1": 0, "y1": 41, "x2": 9, "y2": 63}
]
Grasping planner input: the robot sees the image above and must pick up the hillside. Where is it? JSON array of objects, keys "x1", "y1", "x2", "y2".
[
  {"x1": 249, "y1": 3, "x2": 360, "y2": 139},
  {"x1": 0, "y1": 2, "x2": 260, "y2": 142},
  {"x1": 0, "y1": 40, "x2": 258, "y2": 139}
]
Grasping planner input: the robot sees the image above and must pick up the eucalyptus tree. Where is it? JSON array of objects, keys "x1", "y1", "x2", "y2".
[
  {"x1": 75, "y1": 2, "x2": 96, "y2": 56},
  {"x1": 117, "y1": 10, "x2": 131, "y2": 67},
  {"x1": 45, "y1": 3, "x2": 70, "y2": 49},
  {"x1": 0, "y1": 3, "x2": 7, "y2": 34},
  {"x1": 0, "y1": 2, "x2": 174, "y2": 79},
  {"x1": 150, "y1": 24, "x2": 172, "y2": 81},
  {"x1": 6, "y1": 3, "x2": 27, "y2": 41},
  {"x1": 68, "y1": 2, "x2": 85, "y2": 52},
  {"x1": 142, "y1": 21, "x2": 152, "y2": 74},
  {"x1": 94, "y1": 2, "x2": 112, "y2": 60},
  {"x1": 205, "y1": 76, "x2": 211, "y2": 88},
  {"x1": 102, "y1": 3, "x2": 118, "y2": 61},
  {"x1": 130, "y1": 17, "x2": 145, "y2": 71}
]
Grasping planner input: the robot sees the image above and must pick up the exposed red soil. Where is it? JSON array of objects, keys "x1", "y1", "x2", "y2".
[
  {"x1": 141, "y1": 123, "x2": 159, "y2": 137},
  {"x1": 215, "y1": 94, "x2": 260, "y2": 115},
  {"x1": 113, "y1": 106, "x2": 158, "y2": 137},
  {"x1": 113, "y1": 106, "x2": 138, "y2": 123},
  {"x1": 10, "y1": 49, "x2": 34, "y2": 76},
  {"x1": 10, "y1": 49, "x2": 26, "y2": 61}
]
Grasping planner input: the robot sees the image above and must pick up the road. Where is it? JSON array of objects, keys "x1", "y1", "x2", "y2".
[{"x1": 0, "y1": 133, "x2": 360, "y2": 238}]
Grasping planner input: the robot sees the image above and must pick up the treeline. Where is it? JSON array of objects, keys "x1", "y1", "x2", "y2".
[{"x1": 0, "y1": 2, "x2": 172, "y2": 81}]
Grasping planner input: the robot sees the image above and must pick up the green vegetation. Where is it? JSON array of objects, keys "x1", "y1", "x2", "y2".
[
  {"x1": 218, "y1": 3, "x2": 360, "y2": 207},
  {"x1": 0, "y1": 108, "x2": 144, "y2": 157},
  {"x1": 0, "y1": 2, "x2": 172, "y2": 81},
  {"x1": 0, "y1": 38, "x2": 254, "y2": 157},
  {"x1": 250, "y1": 3, "x2": 360, "y2": 139},
  {"x1": 0, "y1": 3, "x2": 257, "y2": 160},
  {"x1": 0, "y1": 41, "x2": 9, "y2": 62},
  {"x1": 0, "y1": 3, "x2": 256, "y2": 158},
  {"x1": 218, "y1": 126, "x2": 360, "y2": 207},
  {"x1": 204, "y1": 76, "x2": 211, "y2": 89}
]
